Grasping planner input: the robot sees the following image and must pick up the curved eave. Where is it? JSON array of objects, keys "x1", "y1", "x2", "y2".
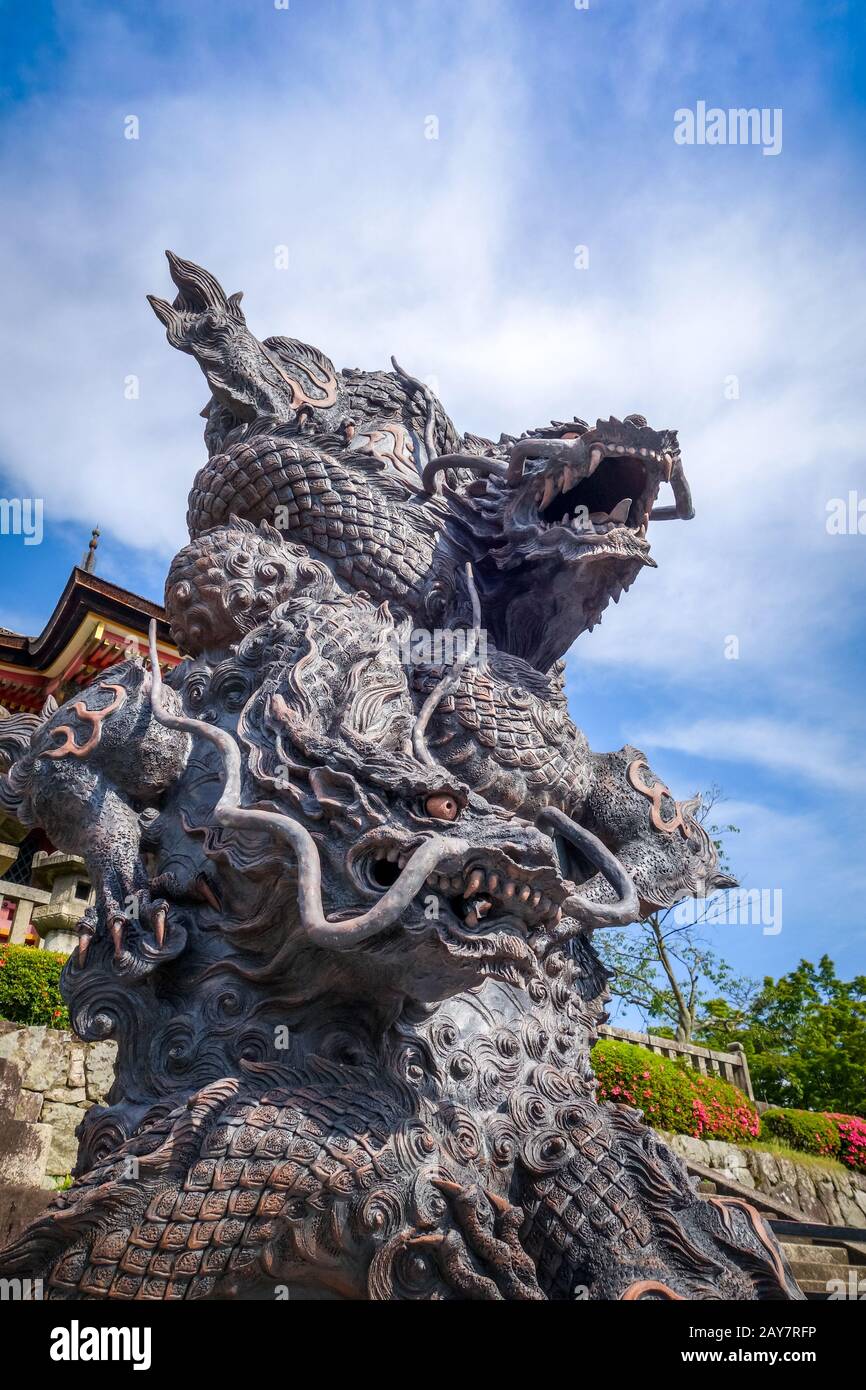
[
  {"x1": 0, "y1": 568, "x2": 173, "y2": 669},
  {"x1": 0, "y1": 569, "x2": 180, "y2": 713}
]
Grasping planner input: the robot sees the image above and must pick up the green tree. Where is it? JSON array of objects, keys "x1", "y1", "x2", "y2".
[
  {"x1": 708, "y1": 956, "x2": 866, "y2": 1115},
  {"x1": 598, "y1": 789, "x2": 753, "y2": 1043}
]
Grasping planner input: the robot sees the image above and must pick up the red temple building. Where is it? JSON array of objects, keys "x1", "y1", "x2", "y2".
[{"x1": 0, "y1": 534, "x2": 179, "y2": 952}]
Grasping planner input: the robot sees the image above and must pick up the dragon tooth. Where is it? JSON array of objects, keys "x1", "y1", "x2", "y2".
[
  {"x1": 607, "y1": 497, "x2": 632, "y2": 524},
  {"x1": 588, "y1": 446, "x2": 604, "y2": 475},
  {"x1": 518, "y1": 884, "x2": 532, "y2": 903},
  {"x1": 503, "y1": 880, "x2": 516, "y2": 898},
  {"x1": 486, "y1": 873, "x2": 499, "y2": 893},
  {"x1": 562, "y1": 463, "x2": 579, "y2": 491},
  {"x1": 540, "y1": 473, "x2": 561, "y2": 510},
  {"x1": 463, "y1": 869, "x2": 484, "y2": 899}
]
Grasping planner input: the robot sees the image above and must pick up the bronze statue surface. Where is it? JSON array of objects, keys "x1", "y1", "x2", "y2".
[{"x1": 0, "y1": 254, "x2": 800, "y2": 1300}]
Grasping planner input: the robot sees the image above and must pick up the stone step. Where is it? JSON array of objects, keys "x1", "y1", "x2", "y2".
[
  {"x1": 795, "y1": 1276, "x2": 866, "y2": 1299},
  {"x1": 779, "y1": 1241, "x2": 847, "y2": 1265},
  {"x1": 798, "y1": 1279, "x2": 840, "y2": 1297},
  {"x1": 786, "y1": 1261, "x2": 852, "y2": 1286}
]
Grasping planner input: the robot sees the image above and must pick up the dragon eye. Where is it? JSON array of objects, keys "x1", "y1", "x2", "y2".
[{"x1": 425, "y1": 794, "x2": 460, "y2": 822}]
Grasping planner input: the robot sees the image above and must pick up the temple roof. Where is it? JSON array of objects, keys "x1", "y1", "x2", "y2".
[{"x1": 0, "y1": 567, "x2": 179, "y2": 713}]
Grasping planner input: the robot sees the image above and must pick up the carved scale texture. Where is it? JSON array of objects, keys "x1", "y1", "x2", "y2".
[
  {"x1": 41, "y1": 1075, "x2": 419, "y2": 1301},
  {"x1": 414, "y1": 652, "x2": 591, "y2": 818},
  {"x1": 186, "y1": 435, "x2": 449, "y2": 612}
]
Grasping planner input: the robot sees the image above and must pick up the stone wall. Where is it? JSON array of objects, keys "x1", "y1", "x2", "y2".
[
  {"x1": 662, "y1": 1130, "x2": 866, "y2": 1229},
  {"x1": 2, "y1": 1021, "x2": 864, "y2": 1231},
  {"x1": 0, "y1": 1022, "x2": 116, "y2": 1185}
]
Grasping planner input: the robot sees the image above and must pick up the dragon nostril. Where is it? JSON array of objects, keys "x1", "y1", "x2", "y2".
[{"x1": 370, "y1": 858, "x2": 400, "y2": 889}]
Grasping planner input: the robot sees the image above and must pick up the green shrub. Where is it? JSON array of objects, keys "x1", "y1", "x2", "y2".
[
  {"x1": 761, "y1": 1107, "x2": 840, "y2": 1159},
  {"x1": 763, "y1": 1107, "x2": 866, "y2": 1172},
  {"x1": 593, "y1": 1038, "x2": 760, "y2": 1142},
  {"x1": 0, "y1": 944, "x2": 69, "y2": 1028}
]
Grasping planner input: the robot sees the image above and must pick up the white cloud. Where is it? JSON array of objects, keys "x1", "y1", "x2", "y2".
[
  {"x1": 632, "y1": 716, "x2": 866, "y2": 794},
  {"x1": 1, "y1": 0, "x2": 864, "y2": 752}
]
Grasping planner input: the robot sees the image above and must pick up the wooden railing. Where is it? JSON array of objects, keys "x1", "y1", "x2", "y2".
[{"x1": 597, "y1": 1024, "x2": 754, "y2": 1100}]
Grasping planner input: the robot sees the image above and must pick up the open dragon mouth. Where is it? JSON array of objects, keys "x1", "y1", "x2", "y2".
[
  {"x1": 537, "y1": 452, "x2": 651, "y2": 533},
  {"x1": 469, "y1": 417, "x2": 677, "y2": 560},
  {"x1": 526, "y1": 428, "x2": 677, "y2": 544},
  {"x1": 424, "y1": 859, "x2": 562, "y2": 932},
  {"x1": 356, "y1": 841, "x2": 562, "y2": 930},
  {"x1": 351, "y1": 834, "x2": 564, "y2": 964}
]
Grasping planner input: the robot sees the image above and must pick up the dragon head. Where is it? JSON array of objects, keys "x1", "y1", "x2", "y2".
[
  {"x1": 149, "y1": 255, "x2": 694, "y2": 672},
  {"x1": 164, "y1": 518, "x2": 335, "y2": 657},
  {"x1": 148, "y1": 583, "x2": 633, "y2": 1008},
  {"x1": 426, "y1": 415, "x2": 692, "y2": 670},
  {"x1": 148, "y1": 251, "x2": 344, "y2": 451},
  {"x1": 230, "y1": 590, "x2": 573, "y2": 1000}
]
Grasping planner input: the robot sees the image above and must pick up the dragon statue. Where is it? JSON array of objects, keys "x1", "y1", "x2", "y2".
[{"x1": 0, "y1": 254, "x2": 800, "y2": 1301}]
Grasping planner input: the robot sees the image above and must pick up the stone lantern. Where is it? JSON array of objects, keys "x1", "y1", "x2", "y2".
[{"x1": 29, "y1": 851, "x2": 93, "y2": 956}]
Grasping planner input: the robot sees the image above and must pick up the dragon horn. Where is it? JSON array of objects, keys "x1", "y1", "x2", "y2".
[
  {"x1": 421, "y1": 454, "x2": 507, "y2": 494},
  {"x1": 163, "y1": 250, "x2": 244, "y2": 319},
  {"x1": 146, "y1": 294, "x2": 181, "y2": 333}
]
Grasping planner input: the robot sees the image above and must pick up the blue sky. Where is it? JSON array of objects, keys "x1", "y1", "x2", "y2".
[{"x1": 0, "y1": 0, "x2": 864, "y2": 999}]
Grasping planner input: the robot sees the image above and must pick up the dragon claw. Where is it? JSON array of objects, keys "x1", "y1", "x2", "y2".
[
  {"x1": 483, "y1": 1187, "x2": 512, "y2": 1216},
  {"x1": 109, "y1": 917, "x2": 125, "y2": 958},
  {"x1": 194, "y1": 873, "x2": 221, "y2": 911},
  {"x1": 150, "y1": 900, "x2": 169, "y2": 948},
  {"x1": 430, "y1": 1175, "x2": 462, "y2": 1198}
]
